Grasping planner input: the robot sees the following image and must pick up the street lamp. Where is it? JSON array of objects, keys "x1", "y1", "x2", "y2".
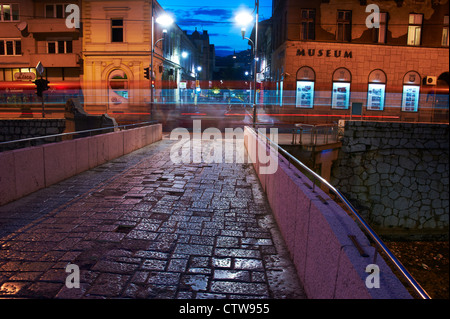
[
  {"x1": 195, "y1": 66, "x2": 202, "y2": 92},
  {"x1": 151, "y1": 3, "x2": 174, "y2": 120},
  {"x1": 235, "y1": 0, "x2": 259, "y2": 127}
]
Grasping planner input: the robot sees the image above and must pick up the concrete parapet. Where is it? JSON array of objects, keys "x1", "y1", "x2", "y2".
[
  {"x1": 43, "y1": 140, "x2": 77, "y2": 187},
  {"x1": 0, "y1": 123, "x2": 162, "y2": 206},
  {"x1": 244, "y1": 126, "x2": 412, "y2": 299}
]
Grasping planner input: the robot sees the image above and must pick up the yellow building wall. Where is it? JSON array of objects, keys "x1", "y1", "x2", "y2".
[{"x1": 81, "y1": 0, "x2": 164, "y2": 114}]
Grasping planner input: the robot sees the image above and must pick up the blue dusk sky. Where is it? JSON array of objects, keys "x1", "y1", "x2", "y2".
[{"x1": 157, "y1": 0, "x2": 273, "y2": 56}]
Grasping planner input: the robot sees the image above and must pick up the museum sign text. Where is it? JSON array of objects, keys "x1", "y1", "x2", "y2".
[{"x1": 296, "y1": 48, "x2": 353, "y2": 59}]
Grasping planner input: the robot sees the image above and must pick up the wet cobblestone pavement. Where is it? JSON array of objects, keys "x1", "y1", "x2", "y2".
[{"x1": 0, "y1": 135, "x2": 306, "y2": 299}]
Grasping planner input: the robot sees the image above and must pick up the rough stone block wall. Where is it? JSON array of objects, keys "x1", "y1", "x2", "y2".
[
  {"x1": 0, "y1": 119, "x2": 66, "y2": 152},
  {"x1": 331, "y1": 121, "x2": 449, "y2": 238}
]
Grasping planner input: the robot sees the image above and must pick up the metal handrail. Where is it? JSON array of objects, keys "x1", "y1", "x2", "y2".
[
  {"x1": 251, "y1": 126, "x2": 431, "y2": 299},
  {"x1": 0, "y1": 120, "x2": 158, "y2": 147},
  {"x1": 292, "y1": 123, "x2": 340, "y2": 146}
]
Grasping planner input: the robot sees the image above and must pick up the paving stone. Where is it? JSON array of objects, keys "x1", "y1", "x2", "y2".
[
  {"x1": 0, "y1": 137, "x2": 306, "y2": 299},
  {"x1": 210, "y1": 281, "x2": 269, "y2": 297}
]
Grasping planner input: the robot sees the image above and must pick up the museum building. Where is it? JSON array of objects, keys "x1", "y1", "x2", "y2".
[{"x1": 269, "y1": 0, "x2": 449, "y2": 123}]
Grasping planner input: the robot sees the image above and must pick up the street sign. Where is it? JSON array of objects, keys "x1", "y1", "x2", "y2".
[
  {"x1": 36, "y1": 61, "x2": 44, "y2": 76},
  {"x1": 14, "y1": 72, "x2": 36, "y2": 81}
]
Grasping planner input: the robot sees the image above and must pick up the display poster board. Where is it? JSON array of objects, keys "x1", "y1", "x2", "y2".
[
  {"x1": 332, "y1": 82, "x2": 350, "y2": 109},
  {"x1": 367, "y1": 69, "x2": 386, "y2": 111},
  {"x1": 402, "y1": 85, "x2": 420, "y2": 112},
  {"x1": 296, "y1": 81, "x2": 314, "y2": 108},
  {"x1": 296, "y1": 66, "x2": 315, "y2": 108},
  {"x1": 332, "y1": 68, "x2": 351, "y2": 109},
  {"x1": 367, "y1": 83, "x2": 385, "y2": 110},
  {"x1": 401, "y1": 71, "x2": 421, "y2": 112}
]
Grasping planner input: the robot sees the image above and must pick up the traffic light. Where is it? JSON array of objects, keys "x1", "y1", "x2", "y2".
[
  {"x1": 33, "y1": 78, "x2": 50, "y2": 97},
  {"x1": 144, "y1": 67, "x2": 150, "y2": 79}
]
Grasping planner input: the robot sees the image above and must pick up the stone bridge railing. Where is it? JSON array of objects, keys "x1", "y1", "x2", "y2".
[
  {"x1": 244, "y1": 126, "x2": 412, "y2": 299},
  {"x1": 0, "y1": 123, "x2": 162, "y2": 206}
]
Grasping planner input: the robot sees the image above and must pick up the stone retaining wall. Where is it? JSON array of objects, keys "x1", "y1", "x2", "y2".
[
  {"x1": 331, "y1": 121, "x2": 449, "y2": 238},
  {"x1": 0, "y1": 119, "x2": 66, "y2": 152}
]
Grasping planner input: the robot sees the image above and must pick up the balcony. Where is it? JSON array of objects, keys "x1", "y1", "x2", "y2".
[
  {"x1": 29, "y1": 53, "x2": 80, "y2": 68},
  {"x1": 27, "y1": 18, "x2": 80, "y2": 34}
]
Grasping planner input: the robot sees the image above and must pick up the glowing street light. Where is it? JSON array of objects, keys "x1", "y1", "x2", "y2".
[
  {"x1": 235, "y1": 11, "x2": 253, "y2": 27},
  {"x1": 235, "y1": 0, "x2": 259, "y2": 127},
  {"x1": 150, "y1": 5, "x2": 174, "y2": 120},
  {"x1": 181, "y1": 51, "x2": 188, "y2": 58},
  {"x1": 156, "y1": 14, "x2": 174, "y2": 28}
]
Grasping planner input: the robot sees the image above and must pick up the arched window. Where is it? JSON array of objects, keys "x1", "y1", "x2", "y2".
[
  {"x1": 401, "y1": 71, "x2": 420, "y2": 112},
  {"x1": 295, "y1": 66, "x2": 315, "y2": 108},
  {"x1": 331, "y1": 68, "x2": 351, "y2": 109},
  {"x1": 367, "y1": 69, "x2": 386, "y2": 111},
  {"x1": 108, "y1": 69, "x2": 129, "y2": 106}
]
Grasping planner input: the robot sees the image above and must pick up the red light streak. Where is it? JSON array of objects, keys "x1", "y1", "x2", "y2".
[
  {"x1": 224, "y1": 113, "x2": 400, "y2": 119},
  {"x1": 89, "y1": 112, "x2": 151, "y2": 115}
]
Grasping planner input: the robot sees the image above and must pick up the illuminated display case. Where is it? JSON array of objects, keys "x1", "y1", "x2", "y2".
[
  {"x1": 331, "y1": 68, "x2": 351, "y2": 109},
  {"x1": 367, "y1": 83, "x2": 385, "y2": 110},
  {"x1": 402, "y1": 71, "x2": 421, "y2": 112},
  {"x1": 402, "y1": 85, "x2": 420, "y2": 112},
  {"x1": 296, "y1": 66, "x2": 315, "y2": 108},
  {"x1": 367, "y1": 69, "x2": 386, "y2": 111},
  {"x1": 296, "y1": 81, "x2": 314, "y2": 108},
  {"x1": 332, "y1": 82, "x2": 350, "y2": 109}
]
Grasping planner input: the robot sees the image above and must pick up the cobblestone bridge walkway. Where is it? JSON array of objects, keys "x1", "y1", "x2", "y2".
[{"x1": 0, "y1": 134, "x2": 306, "y2": 299}]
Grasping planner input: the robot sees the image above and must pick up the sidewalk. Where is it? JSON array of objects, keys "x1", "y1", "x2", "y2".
[{"x1": 0, "y1": 134, "x2": 306, "y2": 299}]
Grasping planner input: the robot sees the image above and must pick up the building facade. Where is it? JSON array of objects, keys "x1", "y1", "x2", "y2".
[
  {"x1": 0, "y1": 0, "x2": 82, "y2": 118},
  {"x1": 0, "y1": 0, "x2": 214, "y2": 119},
  {"x1": 187, "y1": 28, "x2": 215, "y2": 83},
  {"x1": 81, "y1": 0, "x2": 161, "y2": 116},
  {"x1": 81, "y1": 0, "x2": 215, "y2": 117},
  {"x1": 161, "y1": 26, "x2": 202, "y2": 103},
  {"x1": 270, "y1": 0, "x2": 449, "y2": 123}
]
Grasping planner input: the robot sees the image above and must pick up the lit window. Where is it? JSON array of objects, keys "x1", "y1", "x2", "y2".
[
  {"x1": 0, "y1": 3, "x2": 19, "y2": 21},
  {"x1": 373, "y1": 12, "x2": 388, "y2": 44},
  {"x1": 442, "y1": 16, "x2": 449, "y2": 47},
  {"x1": 407, "y1": 13, "x2": 423, "y2": 46}
]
